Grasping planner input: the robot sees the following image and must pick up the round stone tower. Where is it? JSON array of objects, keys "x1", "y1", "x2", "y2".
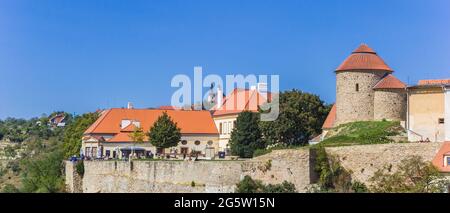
[{"x1": 334, "y1": 44, "x2": 394, "y2": 126}]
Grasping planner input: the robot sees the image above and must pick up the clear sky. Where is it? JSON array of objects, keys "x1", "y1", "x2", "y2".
[{"x1": 1, "y1": 0, "x2": 449, "y2": 119}]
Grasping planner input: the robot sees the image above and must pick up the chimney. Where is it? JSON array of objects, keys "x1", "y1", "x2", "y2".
[
  {"x1": 127, "y1": 102, "x2": 133, "y2": 109},
  {"x1": 257, "y1": 83, "x2": 268, "y2": 99},
  {"x1": 216, "y1": 85, "x2": 223, "y2": 109}
]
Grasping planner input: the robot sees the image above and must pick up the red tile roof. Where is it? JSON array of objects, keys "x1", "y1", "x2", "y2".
[
  {"x1": 373, "y1": 74, "x2": 406, "y2": 89},
  {"x1": 418, "y1": 79, "x2": 450, "y2": 86},
  {"x1": 336, "y1": 44, "x2": 394, "y2": 72},
  {"x1": 322, "y1": 104, "x2": 336, "y2": 129},
  {"x1": 84, "y1": 108, "x2": 218, "y2": 141},
  {"x1": 432, "y1": 142, "x2": 450, "y2": 172},
  {"x1": 212, "y1": 88, "x2": 271, "y2": 116},
  {"x1": 158, "y1": 106, "x2": 179, "y2": 110}
]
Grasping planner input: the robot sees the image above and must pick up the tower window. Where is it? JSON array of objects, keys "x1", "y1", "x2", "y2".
[
  {"x1": 438, "y1": 118, "x2": 444, "y2": 124},
  {"x1": 355, "y1": 83, "x2": 359, "y2": 92}
]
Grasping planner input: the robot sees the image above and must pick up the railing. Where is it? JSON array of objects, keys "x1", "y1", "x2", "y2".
[{"x1": 408, "y1": 129, "x2": 424, "y2": 142}]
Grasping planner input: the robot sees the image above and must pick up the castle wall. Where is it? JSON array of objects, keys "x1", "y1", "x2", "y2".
[
  {"x1": 335, "y1": 70, "x2": 387, "y2": 126},
  {"x1": 374, "y1": 89, "x2": 407, "y2": 121},
  {"x1": 325, "y1": 142, "x2": 443, "y2": 184},
  {"x1": 66, "y1": 149, "x2": 313, "y2": 193}
]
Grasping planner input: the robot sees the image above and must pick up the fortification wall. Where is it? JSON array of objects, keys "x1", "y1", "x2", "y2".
[
  {"x1": 325, "y1": 142, "x2": 443, "y2": 184},
  {"x1": 66, "y1": 149, "x2": 313, "y2": 193}
]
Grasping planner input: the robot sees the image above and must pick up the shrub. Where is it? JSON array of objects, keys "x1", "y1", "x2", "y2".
[
  {"x1": 2, "y1": 184, "x2": 20, "y2": 193},
  {"x1": 312, "y1": 145, "x2": 365, "y2": 193},
  {"x1": 370, "y1": 156, "x2": 449, "y2": 193},
  {"x1": 75, "y1": 161, "x2": 84, "y2": 177},
  {"x1": 235, "y1": 175, "x2": 297, "y2": 193}
]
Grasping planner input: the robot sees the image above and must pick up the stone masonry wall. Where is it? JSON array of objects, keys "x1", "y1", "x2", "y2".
[
  {"x1": 65, "y1": 143, "x2": 444, "y2": 193},
  {"x1": 374, "y1": 89, "x2": 407, "y2": 121},
  {"x1": 66, "y1": 149, "x2": 313, "y2": 193},
  {"x1": 325, "y1": 142, "x2": 443, "y2": 185},
  {"x1": 65, "y1": 161, "x2": 83, "y2": 193},
  {"x1": 335, "y1": 70, "x2": 388, "y2": 126}
]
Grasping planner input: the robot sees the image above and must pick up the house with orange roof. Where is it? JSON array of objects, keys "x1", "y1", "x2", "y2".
[
  {"x1": 320, "y1": 44, "x2": 407, "y2": 140},
  {"x1": 211, "y1": 83, "x2": 271, "y2": 152},
  {"x1": 81, "y1": 106, "x2": 219, "y2": 159},
  {"x1": 432, "y1": 142, "x2": 450, "y2": 173},
  {"x1": 406, "y1": 79, "x2": 450, "y2": 142}
]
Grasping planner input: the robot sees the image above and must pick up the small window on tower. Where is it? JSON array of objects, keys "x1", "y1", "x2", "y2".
[
  {"x1": 438, "y1": 118, "x2": 444, "y2": 124},
  {"x1": 355, "y1": 83, "x2": 359, "y2": 92}
]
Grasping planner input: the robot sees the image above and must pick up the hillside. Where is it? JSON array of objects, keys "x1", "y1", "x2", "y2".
[{"x1": 320, "y1": 121, "x2": 407, "y2": 147}]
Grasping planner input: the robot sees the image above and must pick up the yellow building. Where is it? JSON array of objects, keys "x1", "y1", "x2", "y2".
[
  {"x1": 406, "y1": 79, "x2": 450, "y2": 142},
  {"x1": 211, "y1": 84, "x2": 270, "y2": 153}
]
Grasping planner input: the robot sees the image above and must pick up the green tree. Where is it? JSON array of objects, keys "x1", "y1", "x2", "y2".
[
  {"x1": 63, "y1": 112, "x2": 99, "y2": 158},
  {"x1": 260, "y1": 90, "x2": 330, "y2": 146},
  {"x1": 147, "y1": 112, "x2": 181, "y2": 151},
  {"x1": 128, "y1": 126, "x2": 145, "y2": 158},
  {"x1": 370, "y1": 156, "x2": 449, "y2": 193},
  {"x1": 229, "y1": 111, "x2": 264, "y2": 158},
  {"x1": 20, "y1": 149, "x2": 65, "y2": 193}
]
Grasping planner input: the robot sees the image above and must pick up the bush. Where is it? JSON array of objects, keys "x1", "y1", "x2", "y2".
[
  {"x1": 235, "y1": 175, "x2": 297, "y2": 193},
  {"x1": 370, "y1": 156, "x2": 449, "y2": 193},
  {"x1": 312, "y1": 145, "x2": 365, "y2": 193},
  {"x1": 75, "y1": 161, "x2": 84, "y2": 177},
  {"x1": 236, "y1": 176, "x2": 265, "y2": 193},
  {"x1": 6, "y1": 160, "x2": 21, "y2": 175},
  {"x1": 2, "y1": 184, "x2": 20, "y2": 193}
]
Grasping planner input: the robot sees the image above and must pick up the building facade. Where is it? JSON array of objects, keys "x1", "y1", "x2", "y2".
[
  {"x1": 211, "y1": 84, "x2": 270, "y2": 152},
  {"x1": 81, "y1": 108, "x2": 219, "y2": 159},
  {"x1": 407, "y1": 79, "x2": 450, "y2": 142}
]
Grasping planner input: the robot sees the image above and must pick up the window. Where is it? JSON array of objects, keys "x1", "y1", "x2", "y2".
[
  {"x1": 446, "y1": 156, "x2": 450, "y2": 166},
  {"x1": 181, "y1": 140, "x2": 187, "y2": 145},
  {"x1": 85, "y1": 147, "x2": 91, "y2": 157},
  {"x1": 219, "y1": 123, "x2": 223, "y2": 134},
  {"x1": 438, "y1": 118, "x2": 444, "y2": 124},
  {"x1": 194, "y1": 140, "x2": 201, "y2": 145},
  {"x1": 355, "y1": 83, "x2": 359, "y2": 92},
  {"x1": 105, "y1": 150, "x2": 110, "y2": 157},
  {"x1": 207, "y1": 140, "x2": 213, "y2": 145}
]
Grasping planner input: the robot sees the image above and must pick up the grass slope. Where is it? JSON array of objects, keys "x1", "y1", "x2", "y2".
[{"x1": 320, "y1": 121, "x2": 406, "y2": 147}]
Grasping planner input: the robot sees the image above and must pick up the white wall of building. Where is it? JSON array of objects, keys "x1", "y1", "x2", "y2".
[{"x1": 445, "y1": 87, "x2": 450, "y2": 141}]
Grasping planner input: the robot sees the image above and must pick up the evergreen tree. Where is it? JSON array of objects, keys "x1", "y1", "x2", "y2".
[
  {"x1": 229, "y1": 111, "x2": 264, "y2": 158},
  {"x1": 147, "y1": 112, "x2": 181, "y2": 150}
]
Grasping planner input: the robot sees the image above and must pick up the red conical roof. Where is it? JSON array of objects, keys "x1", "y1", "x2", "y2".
[
  {"x1": 373, "y1": 74, "x2": 406, "y2": 89},
  {"x1": 336, "y1": 44, "x2": 393, "y2": 72}
]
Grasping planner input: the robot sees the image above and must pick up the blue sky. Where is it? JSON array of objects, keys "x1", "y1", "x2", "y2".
[{"x1": 0, "y1": 0, "x2": 449, "y2": 118}]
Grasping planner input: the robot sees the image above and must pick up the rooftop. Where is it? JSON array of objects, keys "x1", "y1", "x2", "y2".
[
  {"x1": 336, "y1": 44, "x2": 394, "y2": 72},
  {"x1": 84, "y1": 108, "x2": 219, "y2": 142}
]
